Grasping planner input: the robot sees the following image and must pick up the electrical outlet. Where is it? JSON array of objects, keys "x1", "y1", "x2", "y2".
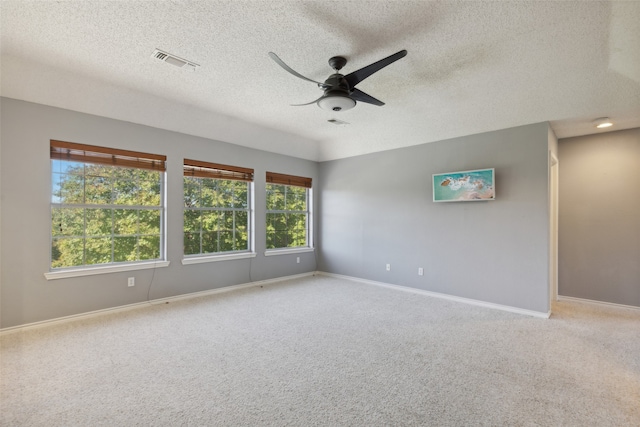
[
  {"x1": 386, "y1": 264, "x2": 391, "y2": 271},
  {"x1": 296, "y1": 256, "x2": 300, "y2": 264},
  {"x1": 418, "y1": 267, "x2": 424, "y2": 276},
  {"x1": 128, "y1": 277, "x2": 135, "y2": 287}
]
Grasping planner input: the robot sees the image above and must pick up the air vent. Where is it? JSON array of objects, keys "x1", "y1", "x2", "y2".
[
  {"x1": 328, "y1": 119, "x2": 350, "y2": 125},
  {"x1": 151, "y1": 49, "x2": 199, "y2": 71},
  {"x1": 154, "y1": 52, "x2": 168, "y2": 61}
]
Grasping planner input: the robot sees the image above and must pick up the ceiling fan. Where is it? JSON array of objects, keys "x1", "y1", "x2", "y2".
[{"x1": 269, "y1": 49, "x2": 407, "y2": 112}]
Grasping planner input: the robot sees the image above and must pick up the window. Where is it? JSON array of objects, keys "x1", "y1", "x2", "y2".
[
  {"x1": 50, "y1": 140, "x2": 165, "y2": 269},
  {"x1": 183, "y1": 159, "x2": 253, "y2": 257},
  {"x1": 266, "y1": 172, "x2": 312, "y2": 250}
]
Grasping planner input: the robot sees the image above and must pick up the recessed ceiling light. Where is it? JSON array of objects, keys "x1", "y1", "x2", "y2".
[{"x1": 593, "y1": 117, "x2": 613, "y2": 129}]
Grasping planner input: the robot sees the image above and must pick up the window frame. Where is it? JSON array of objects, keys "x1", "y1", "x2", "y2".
[
  {"x1": 182, "y1": 159, "x2": 255, "y2": 264},
  {"x1": 265, "y1": 172, "x2": 313, "y2": 255},
  {"x1": 47, "y1": 140, "x2": 168, "y2": 279}
]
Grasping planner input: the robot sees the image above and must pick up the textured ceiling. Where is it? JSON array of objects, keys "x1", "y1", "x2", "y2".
[{"x1": 1, "y1": 1, "x2": 639, "y2": 161}]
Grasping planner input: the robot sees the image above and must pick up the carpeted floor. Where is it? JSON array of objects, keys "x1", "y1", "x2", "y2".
[{"x1": 1, "y1": 275, "x2": 639, "y2": 426}]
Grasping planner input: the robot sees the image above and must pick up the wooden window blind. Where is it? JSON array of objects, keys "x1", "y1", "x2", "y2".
[
  {"x1": 266, "y1": 172, "x2": 312, "y2": 188},
  {"x1": 50, "y1": 140, "x2": 166, "y2": 171},
  {"x1": 183, "y1": 159, "x2": 254, "y2": 182}
]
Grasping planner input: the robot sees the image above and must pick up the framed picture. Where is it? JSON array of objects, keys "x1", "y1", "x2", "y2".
[{"x1": 433, "y1": 168, "x2": 495, "y2": 202}]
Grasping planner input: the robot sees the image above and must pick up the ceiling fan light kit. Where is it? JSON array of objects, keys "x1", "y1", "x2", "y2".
[
  {"x1": 593, "y1": 117, "x2": 613, "y2": 128},
  {"x1": 269, "y1": 49, "x2": 408, "y2": 112},
  {"x1": 318, "y1": 91, "x2": 356, "y2": 111}
]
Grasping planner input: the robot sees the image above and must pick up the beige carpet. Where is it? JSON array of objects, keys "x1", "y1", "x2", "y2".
[{"x1": 1, "y1": 275, "x2": 639, "y2": 426}]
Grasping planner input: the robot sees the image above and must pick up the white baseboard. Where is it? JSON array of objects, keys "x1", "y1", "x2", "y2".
[
  {"x1": 0, "y1": 272, "x2": 316, "y2": 335},
  {"x1": 1, "y1": 271, "x2": 554, "y2": 333},
  {"x1": 317, "y1": 271, "x2": 551, "y2": 319},
  {"x1": 557, "y1": 295, "x2": 640, "y2": 312}
]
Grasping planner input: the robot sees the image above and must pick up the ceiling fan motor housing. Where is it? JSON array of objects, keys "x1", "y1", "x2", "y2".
[{"x1": 323, "y1": 74, "x2": 350, "y2": 91}]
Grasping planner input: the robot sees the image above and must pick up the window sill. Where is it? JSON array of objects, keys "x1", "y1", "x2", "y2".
[
  {"x1": 45, "y1": 261, "x2": 170, "y2": 280},
  {"x1": 264, "y1": 247, "x2": 315, "y2": 257},
  {"x1": 182, "y1": 252, "x2": 257, "y2": 265}
]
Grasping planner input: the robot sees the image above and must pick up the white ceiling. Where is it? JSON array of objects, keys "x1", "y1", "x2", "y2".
[{"x1": 1, "y1": 1, "x2": 639, "y2": 162}]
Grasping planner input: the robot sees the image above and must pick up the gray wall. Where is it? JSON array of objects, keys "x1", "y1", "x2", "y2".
[
  {"x1": 318, "y1": 122, "x2": 551, "y2": 314},
  {"x1": 558, "y1": 128, "x2": 640, "y2": 307},
  {"x1": 0, "y1": 98, "x2": 318, "y2": 328},
  {"x1": 0, "y1": 97, "x2": 555, "y2": 327}
]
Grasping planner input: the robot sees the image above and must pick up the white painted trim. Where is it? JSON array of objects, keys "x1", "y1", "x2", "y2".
[
  {"x1": 1, "y1": 300, "x2": 159, "y2": 335},
  {"x1": 1, "y1": 272, "x2": 316, "y2": 334},
  {"x1": 557, "y1": 295, "x2": 640, "y2": 312},
  {"x1": 264, "y1": 247, "x2": 314, "y2": 257},
  {"x1": 182, "y1": 252, "x2": 256, "y2": 265},
  {"x1": 548, "y1": 151, "x2": 559, "y2": 305},
  {"x1": 147, "y1": 272, "x2": 315, "y2": 306},
  {"x1": 44, "y1": 261, "x2": 170, "y2": 280},
  {"x1": 318, "y1": 272, "x2": 551, "y2": 319}
]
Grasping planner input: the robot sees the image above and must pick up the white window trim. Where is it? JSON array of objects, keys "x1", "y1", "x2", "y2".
[
  {"x1": 264, "y1": 247, "x2": 314, "y2": 257},
  {"x1": 182, "y1": 251, "x2": 257, "y2": 265},
  {"x1": 308, "y1": 187, "x2": 314, "y2": 248},
  {"x1": 45, "y1": 260, "x2": 170, "y2": 280},
  {"x1": 250, "y1": 181, "x2": 256, "y2": 256},
  {"x1": 50, "y1": 158, "x2": 167, "y2": 271},
  {"x1": 265, "y1": 186, "x2": 313, "y2": 250},
  {"x1": 183, "y1": 178, "x2": 254, "y2": 257}
]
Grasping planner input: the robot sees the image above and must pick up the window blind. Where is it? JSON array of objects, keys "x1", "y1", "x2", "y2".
[
  {"x1": 50, "y1": 140, "x2": 166, "y2": 171},
  {"x1": 266, "y1": 172, "x2": 312, "y2": 188},
  {"x1": 184, "y1": 159, "x2": 254, "y2": 182}
]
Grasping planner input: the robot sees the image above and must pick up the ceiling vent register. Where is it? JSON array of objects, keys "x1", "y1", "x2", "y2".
[{"x1": 151, "y1": 49, "x2": 199, "y2": 71}]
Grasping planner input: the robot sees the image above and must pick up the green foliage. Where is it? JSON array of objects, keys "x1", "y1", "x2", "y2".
[
  {"x1": 51, "y1": 161, "x2": 162, "y2": 268},
  {"x1": 183, "y1": 177, "x2": 249, "y2": 255},
  {"x1": 266, "y1": 184, "x2": 308, "y2": 249},
  {"x1": 50, "y1": 161, "x2": 309, "y2": 267}
]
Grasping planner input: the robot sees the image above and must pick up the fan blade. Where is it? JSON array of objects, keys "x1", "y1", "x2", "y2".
[
  {"x1": 269, "y1": 52, "x2": 330, "y2": 88},
  {"x1": 350, "y1": 88, "x2": 384, "y2": 106},
  {"x1": 344, "y1": 49, "x2": 407, "y2": 88},
  {"x1": 291, "y1": 95, "x2": 325, "y2": 106}
]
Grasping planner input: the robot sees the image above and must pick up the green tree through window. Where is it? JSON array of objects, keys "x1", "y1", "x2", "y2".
[
  {"x1": 183, "y1": 160, "x2": 253, "y2": 256},
  {"x1": 265, "y1": 172, "x2": 311, "y2": 249},
  {"x1": 50, "y1": 141, "x2": 165, "y2": 269}
]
